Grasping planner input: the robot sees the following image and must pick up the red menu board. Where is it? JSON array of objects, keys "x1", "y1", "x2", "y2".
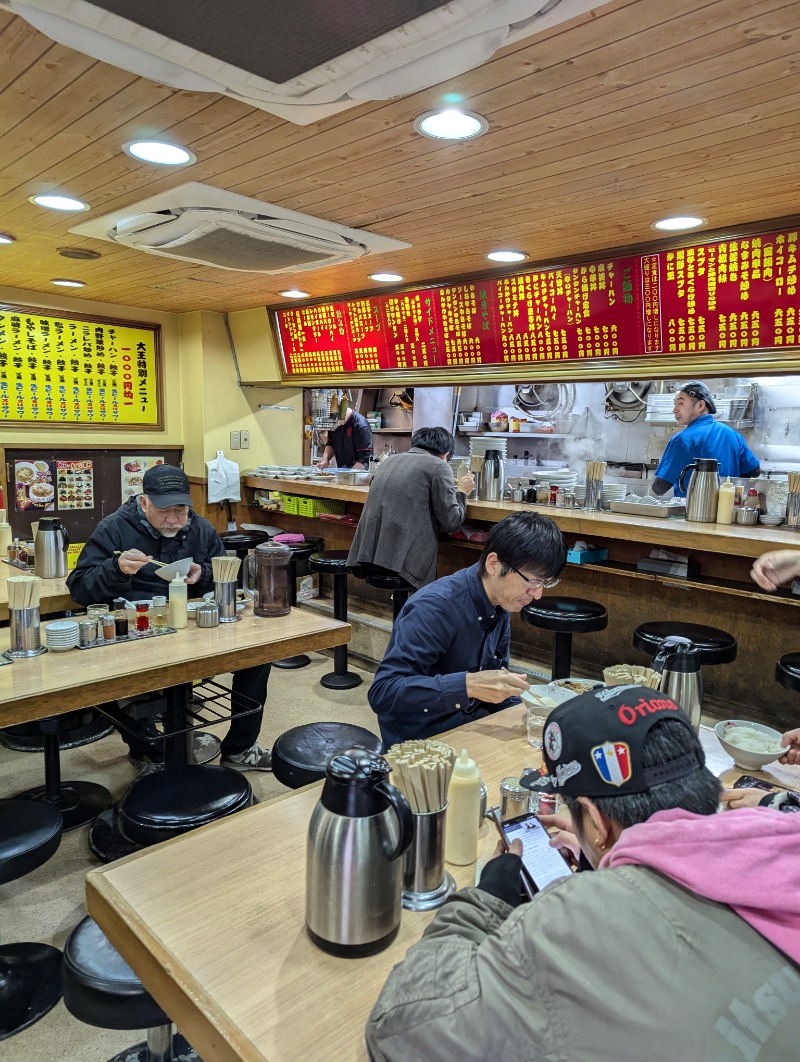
[{"x1": 274, "y1": 229, "x2": 800, "y2": 376}]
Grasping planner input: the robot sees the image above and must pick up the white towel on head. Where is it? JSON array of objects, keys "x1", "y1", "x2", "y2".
[{"x1": 206, "y1": 450, "x2": 241, "y2": 503}]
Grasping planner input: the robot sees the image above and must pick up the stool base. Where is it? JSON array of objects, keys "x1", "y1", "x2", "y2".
[
  {"x1": 0, "y1": 942, "x2": 62, "y2": 1041},
  {"x1": 14, "y1": 780, "x2": 112, "y2": 832},
  {"x1": 320, "y1": 670, "x2": 362, "y2": 690},
  {"x1": 273, "y1": 655, "x2": 311, "y2": 669},
  {"x1": 88, "y1": 806, "x2": 143, "y2": 864},
  {"x1": 107, "y1": 1031, "x2": 199, "y2": 1062}
]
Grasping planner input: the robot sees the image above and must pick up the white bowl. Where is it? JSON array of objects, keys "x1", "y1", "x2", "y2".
[
  {"x1": 760, "y1": 515, "x2": 785, "y2": 526},
  {"x1": 714, "y1": 719, "x2": 784, "y2": 769},
  {"x1": 523, "y1": 684, "x2": 575, "y2": 707},
  {"x1": 154, "y1": 557, "x2": 193, "y2": 582}
]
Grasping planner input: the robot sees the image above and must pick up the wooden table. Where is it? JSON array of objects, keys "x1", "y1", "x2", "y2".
[
  {"x1": 0, "y1": 560, "x2": 77, "y2": 623},
  {"x1": 85, "y1": 708, "x2": 800, "y2": 1062},
  {"x1": 0, "y1": 608, "x2": 350, "y2": 728}
]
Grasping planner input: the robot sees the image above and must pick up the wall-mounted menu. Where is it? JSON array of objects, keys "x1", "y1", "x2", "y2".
[
  {"x1": 274, "y1": 228, "x2": 799, "y2": 375},
  {"x1": 0, "y1": 304, "x2": 162, "y2": 425}
]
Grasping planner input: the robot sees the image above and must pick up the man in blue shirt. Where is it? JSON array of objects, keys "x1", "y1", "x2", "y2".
[
  {"x1": 652, "y1": 381, "x2": 760, "y2": 497},
  {"x1": 368, "y1": 512, "x2": 566, "y2": 748}
]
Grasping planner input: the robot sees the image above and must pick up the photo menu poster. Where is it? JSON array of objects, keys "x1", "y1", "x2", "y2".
[{"x1": 275, "y1": 228, "x2": 800, "y2": 376}]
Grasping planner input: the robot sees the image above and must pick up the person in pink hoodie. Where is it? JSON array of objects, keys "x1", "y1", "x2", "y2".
[{"x1": 366, "y1": 686, "x2": 800, "y2": 1062}]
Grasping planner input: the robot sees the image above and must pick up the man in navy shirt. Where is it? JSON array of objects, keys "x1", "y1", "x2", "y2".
[
  {"x1": 368, "y1": 512, "x2": 566, "y2": 748},
  {"x1": 652, "y1": 381, "x2": 759, "y2": 497},
  {"x1": 319, "y1": 404, "x2": 373, "y2": 469}
]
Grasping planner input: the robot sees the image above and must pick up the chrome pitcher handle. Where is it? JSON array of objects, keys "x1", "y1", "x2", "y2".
[
  {"x1": 678, "y1": 462, "x2": 696, "y2": 495},
  {"x1": 242, "y1": 553, "x2": 257, "y2": 600},
  {"x1": 60, "y1": 522, "x2": 69, "y2": 552},
  {"x1": 375, "y1": 780, "x2": 414, "y2": 862}
]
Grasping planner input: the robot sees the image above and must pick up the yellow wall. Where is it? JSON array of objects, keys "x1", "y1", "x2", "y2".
[{"x1": 0, "y1": 286, "x2": 304, "y2": 478}]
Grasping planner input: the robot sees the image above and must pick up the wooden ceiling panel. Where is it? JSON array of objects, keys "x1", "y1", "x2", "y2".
[{"x1": 1, "y1": 0, "x2": 799, "y2": 314}]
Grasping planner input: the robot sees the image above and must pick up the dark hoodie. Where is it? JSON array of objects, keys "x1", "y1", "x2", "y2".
[{"x1": 67, "y1": 498, "x2": 225, "y2": 606}]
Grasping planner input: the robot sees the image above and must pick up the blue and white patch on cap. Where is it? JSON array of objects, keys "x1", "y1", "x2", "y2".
[{"x1": 544, "y1": 721, "x2": 562, "y2": 760}]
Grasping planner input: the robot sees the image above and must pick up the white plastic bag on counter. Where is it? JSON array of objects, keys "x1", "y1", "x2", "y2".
[{"x1": 206, "y1": 450, "x2": 241, "y2": 503}]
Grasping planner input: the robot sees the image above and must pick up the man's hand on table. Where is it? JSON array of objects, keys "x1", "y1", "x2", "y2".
[
  {"x1": 117, "y1": 549, "x2": 154, "y2": 576},
  {"x1": 720, "y1": 788, "x2": 770, "y2": 810},
  {"x1": 780, "y1": 728, "x2": 800, "y2": 765},
  {"x1": 465, "y1": 669, "x2": 529, "y2": 704},
  {"x1": 186, "y1": 562, "x2": 202, "y2": 585}
]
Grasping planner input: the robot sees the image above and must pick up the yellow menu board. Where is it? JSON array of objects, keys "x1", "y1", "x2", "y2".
[{"x1": 0, "y1": 305, "x2": 162, "y2": 427}]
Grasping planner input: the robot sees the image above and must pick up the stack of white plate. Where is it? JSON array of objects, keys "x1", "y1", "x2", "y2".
[
  {"x1": 470, "y1": 438, "x2": 507, "y2": 459},
  {"x1": 45, "y1": 619, "x2": 79, "y2": 652},
  {"x1": 601, "y1": 484, "x2": 628, "y2": 504},
  {"x1": 573, "y1": 484, "x2": 587, "y2": 504},
  {"x1": 529, "y1": 468, "x2": 578, "y2": 490}
]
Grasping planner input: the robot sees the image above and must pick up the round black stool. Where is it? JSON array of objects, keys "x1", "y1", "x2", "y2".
[
  {"x1": 776, "y1": 652, "x2": 800, "y2": 694},
  {"x1": 0, "y1": 799, "x2": 63, "y2": 1041},
  {"x1": 62, "y1": 916, "x2": 198, "y2": 1062},
  {"x1": 0, "y1": 709, "x2": 113, "y2": 752},
  {"x1": 272, "y1": 722, "x2": 382, "y2": 789},
  {"x1": 308, "y1": 551, "x2": 361, "y2": 690},
  {"x1": 13, "y1": 709, "x2": 113, "y2": 831},
  {"x1": 273, "y1": 538, "x2": 324, "y2": 670},
  {"x1": 633, "y1": 622, "x2": 737, "y2": 666},
  {"x1": 521, "y1": 597, "x2": 608, "y2": 681},
  {"x1": 365, "y1": 570, "x2": 413, "y2": 622},
  {"x1": 219, "y1": 529, "x2": 271, "y2": 590},
  {"x1": 117, "y1": 764, "x2": 252, "y2": 848}
]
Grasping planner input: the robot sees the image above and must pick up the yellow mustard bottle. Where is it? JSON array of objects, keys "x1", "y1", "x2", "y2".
[
  {"x1": 445, "y1": 748, "x2": 481, "y2": 865},
  {"x1": 168, "y1": 574, "x2": 188, "y2": 628},
  {"x1": 716, "y1": 476, "x2": 735, "y2": 524}
]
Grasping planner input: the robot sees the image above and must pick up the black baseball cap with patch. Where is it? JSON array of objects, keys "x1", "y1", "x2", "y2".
[
  {"x1": 141, "y1": 464, "x2": 193, "y2": 508},
  {"x1": 679, "y1": 380, "x2": 717, "y2": 415},
  {"x1": 520, "y1": 685, "x2": 704, "y2": 798}
]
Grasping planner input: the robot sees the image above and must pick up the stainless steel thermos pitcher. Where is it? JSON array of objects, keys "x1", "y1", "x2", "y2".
[
  {"x1": 652, "y1": 636, "x2": 702, "y2": 734},
  {"x1": 678, "y1": 458, "x2": 720, "y2": 522},
  {"x1": 306, "y1": 748, "x2": 413, "y2": 956},
  {"x1": 477, "y1": 449, "x2": 505, "y2": 502},
  {"x1": 34, "y1": 517, "x2": 69, "y2": 579}
]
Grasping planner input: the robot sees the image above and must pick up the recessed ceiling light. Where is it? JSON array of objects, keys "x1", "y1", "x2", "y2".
[
  {"x1": 0, "y1": 233, "x2": 15, "y2": 244},
  {"x1": 652, "y1": 215, "x2": 705, "y2": 232},
  {"x1": 123, "y1": 140, "x2": 196, "y2": 165},
  {"x1": 413, "y1": 109, "x2": 488, "y2": 141},
  {"x1": 30, "y1": 194, "x2": 89, "y2": 211},
  {"x1": 369, "y1": 272, "x2": 404, "y2": 282},
  {"x1": 51, "y1": 278, "x2": 86, "y2": 288},
  {"x1": 280, "y1": 289, "x2": 310, "y2": 298},
  {"x1": 486, "y1": 250, "x2": 527, "y2": 263}
]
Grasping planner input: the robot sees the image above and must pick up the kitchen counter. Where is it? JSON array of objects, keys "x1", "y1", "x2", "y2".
[{"x1": 244, "y1": 476, "x2": 796, "y2": 560}]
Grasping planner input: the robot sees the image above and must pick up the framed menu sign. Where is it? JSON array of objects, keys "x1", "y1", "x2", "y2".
[
  {"x1": 273, "y1": 227, "x2": 800, "y2": 380},
  {"x1": 0, "y1": 305, "x2": 162, "y2": 427}
]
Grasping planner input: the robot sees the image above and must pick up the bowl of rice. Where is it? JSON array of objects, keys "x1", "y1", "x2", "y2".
[{"x1": 714, "y1": 720, "x2": 784, "y2": 770}]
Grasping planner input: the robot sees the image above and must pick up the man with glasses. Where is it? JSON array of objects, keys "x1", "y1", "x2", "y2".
[
  {"x1": 368, "y1": 512, "x2": 566, "y2": 748},
  {"x1": 67, "y1": 464, "x2": 272, "y2": 773}
]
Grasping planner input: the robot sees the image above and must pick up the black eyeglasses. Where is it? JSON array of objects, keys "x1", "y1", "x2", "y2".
[{"x1": 507, "y1": 564, "x2": 560, "y2": 591}]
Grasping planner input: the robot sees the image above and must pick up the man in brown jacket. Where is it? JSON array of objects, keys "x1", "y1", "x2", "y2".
[{"x1": 348, "y1": 426, "x2": 473, "y2": 589}]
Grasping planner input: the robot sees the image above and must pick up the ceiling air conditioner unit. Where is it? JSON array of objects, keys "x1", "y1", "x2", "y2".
[
  {"x1": 70, "y1": 182, "x2": 410, "y2": 273},
  {"x1": 5, "y1": 0, "x2": 608, "y2": 125}
]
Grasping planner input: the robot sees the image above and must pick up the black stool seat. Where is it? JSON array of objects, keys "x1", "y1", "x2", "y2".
[
  {"x1": 633, "y1": 622, "x2": 737, "y2": 665},
  {"x1": 0, "y1": 798, "x2": 62, "y2": 883},
  {"x1": 776, "y1": 652, "x2": 800, "y2": 694},
  {"x1": 272, "y1": 722, "x2": 382, "y2": 789},
  {"x1": 521, "y1": 596, "x2": 608, "y2": 682},
  {"x1": 0, "y1": 800, "x2": 64, "y2": 1041},
  {"x1": 366, "y1": 571, "x2": 412, "y2": 592},
  {"x1": 118, "y1": 764, "x2": 252, "y2": 847},
  {"x1": 62, "y1": 916, "x2": 168, "y2": 1031},
  {"x1": 308, "y1": 551, "x2": 362, "y2": 690},
  {"x1": 521, "y1": 597, "x2": 608, "y2": 633},
  {"x1": 308, "y1": 549, "x2": 351, "y2": 574}
]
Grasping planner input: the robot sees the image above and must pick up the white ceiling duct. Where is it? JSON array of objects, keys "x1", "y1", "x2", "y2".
[
  {"x1": 70, "y1": 182, "x2": 410, "y2": 273},
  {"x1": 5, "y1": 0, "x2": 610, "y2": 125}
]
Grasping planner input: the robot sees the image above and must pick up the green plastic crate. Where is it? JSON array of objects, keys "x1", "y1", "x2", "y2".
[
  {"x1": 297, "y1": 496, "x2": 346, "y2": 517},
  {"x1": 280, "y1": 493, "x2": 300, "y2": 514}
]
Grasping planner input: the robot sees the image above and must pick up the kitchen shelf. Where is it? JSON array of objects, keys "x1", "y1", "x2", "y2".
[
  {"x1": 458, "y1": 431, "x2": 573, "y2": 439},
  {"x1": 371, "y1": 428, "x2": 412, "y2": 433}
]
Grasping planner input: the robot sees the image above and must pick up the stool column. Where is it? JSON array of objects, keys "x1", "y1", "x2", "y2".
[
  {"x1": 551, "y1": 633, "x2": 572, "y2": 681},
  {"x1": 310, "y1": 552, "x2": 362, "y2": 691}
]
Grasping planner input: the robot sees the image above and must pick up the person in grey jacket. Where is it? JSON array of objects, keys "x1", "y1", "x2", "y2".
[
  {"x1": 366, "y1": 686, "x2": 800, "y2": 1061},
  {"x1": 348, "y1": 426, "x2": 473, "y2": 589}
]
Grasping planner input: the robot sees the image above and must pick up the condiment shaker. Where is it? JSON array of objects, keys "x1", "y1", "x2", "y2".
[{"x1": 195, "y1": 602, "x2": 220, "y2": 627}]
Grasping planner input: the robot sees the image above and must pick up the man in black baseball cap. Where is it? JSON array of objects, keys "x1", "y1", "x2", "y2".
[
  {"x1": 652, "y1": 380, "x2": 759, "y2": 497},
  {"x1": 141, "y1": 463, "x2": 194, "y2": 508}
]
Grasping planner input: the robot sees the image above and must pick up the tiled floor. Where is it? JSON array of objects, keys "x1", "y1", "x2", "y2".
[{"x1": 0, "y1": 653, "x2": 378, "y2": 1061}]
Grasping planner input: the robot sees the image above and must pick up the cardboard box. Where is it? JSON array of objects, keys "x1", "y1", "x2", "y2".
[
  {"x1": 566, "y1": 547, "x2": 608, "y2": 565},
  {"x1": 296, "y1": 573, "x2": 319, "y2": 602}
]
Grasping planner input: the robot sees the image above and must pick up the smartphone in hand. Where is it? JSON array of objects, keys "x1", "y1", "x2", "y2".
[{"x1": 490, "y1": 809, "x2": 573, "y2": 897}]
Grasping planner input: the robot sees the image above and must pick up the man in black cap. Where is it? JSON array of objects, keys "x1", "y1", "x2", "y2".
[
  {"x1": 67, "y1": 464, "x2": 271, "y2": 772},
  {"x1": 366, "y1": 686, "x2": 799, "y2": 1061},
  {"x1": 652, "y1": 380, "x2": 760, "y2": 497}
]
